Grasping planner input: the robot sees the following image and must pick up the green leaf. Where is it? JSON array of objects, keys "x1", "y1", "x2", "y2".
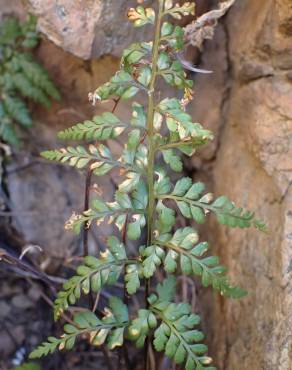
[
  {"x1": 65, "y1": 193, "x2": 146, "y2": 239},
  {"x1": 53, "y1": 237, "x2": 131, "y2": 320},
  {"x1": 155, "y1": 200, "x2": 176, "y2": 234},
  {"x1": 12, "y1": 363, "x2": 41, "y2": 370},
  {"x1": 137, "y1": 66, "x2": 152, "y2": 87},
  {"x1": 17, "y1": 55, "x2": 60, "y2": 100},
  {"x1": 161, "y1": 22, "x2": 184, "y2": 50},
  {"x1": 162, "y1": 149, "x2": 183, "y2": 172},
  {"x1": 30, "y1": 309, "x2": 128, "y2": 358},
  {"x1": 122, "y1": 129, "x2": 141, "y2": 165},
  {"x1": 122, "y1": 42, "x2": 152, "y2": 66},
  {"x1": 131, "y1": 103, "x2": 147, "y2": 128},
  {"x1": 142, "y1": 245, "x2": 165, "y2": 278},
  {"x1": 41, "y1": 144, "x2": 130, "y2": 176},
  {"x1": 128, "y1": 309, "x2": 157, "y2": 348},
  {"x1": 125, "y1": 264, "x2": 141, "y2": 294},
  {"x1": 157, "y1": 52, "x2": 171, "y2": 70},
  {"x1": 108, "y1": 297, "x2": 129, "y2": 324},
  {"x1": 119, "y1": 172, "x2": 141, "y2": 193},
  {"x1": 156, "y1": 276, "x2": 176, "y2": 302},
  {"x1": 152, "y1": 299, "x2": 211, "y2": 370},
  {"x1": 94, "y1": 70, "x2": 142, "y2": 101},
  {"x1": 173, "y1": 177, "x2": 192, "y2": 196},
  {"x1": 12, "y1": 73, "x2": 51, "y2": 107},
  {"x1": 107, "y1": 327, "x2": 124, "y2": 350},
  {"x1": 154, "y1": 168, "x2": 172, "y2": 195},
  {"x1": 3, "y1": 95, "x2": 32, "y2": 126},
  {"x1": 159, "y1": 60, "x2": 193, "y2": 90},
  {"x1": 157, "y1": 98, "x2": 213, "y2": 141},
  {"x1": 155, "y1": 227, "x2": 247, "y2": 298},
  {"x1": 190, "y1": 206, "x2": 206, "y2": 224},
  {"x1": 107, "y1": 236, "x2": 127, "y2": 260},
  {"x1": 58, "y1": 112, "x2": 127, "y2": 141},
  {"x1": 211, "y1": 196, "x2": 267, "y2": 231},
  {"x1": 159, "y1": 179, "x2": 266, "y2": 231}
]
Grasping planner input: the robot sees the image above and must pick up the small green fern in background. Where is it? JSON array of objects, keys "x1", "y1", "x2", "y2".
[
  {"x1": 0, "y1": 15, "x2": 60, "y2": 146},
  {"x1": 30, "y1": 1, "x2": 266, "y2": 369},
  {"x1": 12, "y1": 363, "x2": 41, "y2": 370}
]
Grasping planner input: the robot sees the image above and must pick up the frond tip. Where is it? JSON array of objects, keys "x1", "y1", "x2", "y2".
[
  {"x1": 158, "y1": 177, "x2": 267, "y2": 231},
  {"x1": 30, "y1": 299, "x2": 129, "y2": 358}
]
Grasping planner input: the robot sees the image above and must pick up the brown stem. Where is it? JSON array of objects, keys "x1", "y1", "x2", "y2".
[
  {"x1": 144, "y1": 1, "x2": 164, "y2": 369},
  {"x1": 82, "y1": 167, "x2": 94, "y2": 257}
]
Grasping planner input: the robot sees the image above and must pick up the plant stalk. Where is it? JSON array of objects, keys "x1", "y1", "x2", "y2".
[{"x1": 145, "y1": 2, "x2": 164, "y2": 370}]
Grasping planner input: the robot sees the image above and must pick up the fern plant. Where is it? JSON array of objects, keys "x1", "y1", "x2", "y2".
[
  {"x1": 0, "y1": 15, "x2": 60, "y2": 146},
  {"x1": 30, "y1": 2, "x2": 266, "y2": 369}
]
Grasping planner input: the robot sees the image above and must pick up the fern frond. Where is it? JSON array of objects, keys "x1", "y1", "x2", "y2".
[
  {"x1": 156, "y1": 98, "x2": 213, "y2": 141},
  {"x1": 155, "y1": 227, "x2": 246, "y2": 298},
  {"x1": 53, "y1": 236, "x2": 139, "y2": 319},
  {"x1": 0, "y1": 120, "x2": 20, "y2": 146},
  {"x1": 17, "y1": 56, "x2": 60, "y2": 100},
  {"x1": 158, "y1": 177, "x2": 267, "y2": 231},
  {"x1": 163, "y1": 2, "x2": 195, "y2": 19},
  {"x1": 12, "y1": 73, "x2": 51, "y2": 107},
  {"x1": 3, "y1": 94, "x2": 32, "y2": 127},
  {"x1": 58, "y1": 113, "x2": 126, "y2": 141},
  {"x1": 0, "y1": 16, "x2": 59, "y2": 146},
  {"x1": 20, "y1": 17, "x2": 38, "y2": 48},
  {"x1": 149, "y1": 288, "x2": 214, "y2": 370},
  {"x1": 58, "y1": 108, "x2": 146, "y2": 142},
  {"x1": 41, "y1": 144, "x2": 136, "y2": 176},
  {"x1": 30, "y1": 299, "x2": 129, "y2": 358},
  {"x1": 93, "y1": 70, "x2": 146, "y2": 102},
  {"x1": 12, "y1": 363, "x2": 40, "y2": 370},
  {"x1": 65, "y1": 190, "x2": 147, "y2": 240},
  {"x1": 116, "y1": 187, "x2": 147, "y2": 240},
  {"x1": 33, "y1": 2, "x2": 267, "y2": 366},
  {"x1": 0, "y1": 17, "x2": 21, "y2": 45}
]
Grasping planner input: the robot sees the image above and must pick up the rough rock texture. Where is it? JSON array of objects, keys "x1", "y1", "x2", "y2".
[
  {"x1": 25, "y1": 0, "x2": 154, "y2": 59},
  {"x1": 192, "y1": 0, "x2": 292, "y2": 369},
  {"x1": 0, "y1": 0, "x2": 154, "y2": 59}
]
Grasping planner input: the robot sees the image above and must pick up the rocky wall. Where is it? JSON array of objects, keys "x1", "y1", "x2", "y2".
[{"x1": 192, "y1": 0, "x2": 292, "y2": 369}]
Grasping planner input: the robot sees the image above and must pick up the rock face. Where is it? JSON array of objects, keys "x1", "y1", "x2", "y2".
[
  {"x1": 26, "y1": 0, "x2": 153, "y2": 59},
  {"x1": 192, "y1": 0, "x2": 292, "y2": 369}
]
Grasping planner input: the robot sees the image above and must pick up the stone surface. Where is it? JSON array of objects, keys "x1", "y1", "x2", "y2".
[
  {"x1": 25, "y1": 0, "x2": 154, "y2": 59},
  {"x1": 191, "y1": 0, "x2": 292, "y2": 369},
  {"x1": 1, "y1": 0, "x2": 155, "y2": 59}
]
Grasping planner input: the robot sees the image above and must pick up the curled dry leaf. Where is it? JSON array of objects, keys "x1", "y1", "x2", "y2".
[{"x1": 184, "y1": 0, "x2": 236, "y2": 49}]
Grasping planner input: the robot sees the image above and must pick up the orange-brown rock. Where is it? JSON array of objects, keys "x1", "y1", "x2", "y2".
[{"x1": 192, "y1": 1, "x2": 291, "y2": 369}]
